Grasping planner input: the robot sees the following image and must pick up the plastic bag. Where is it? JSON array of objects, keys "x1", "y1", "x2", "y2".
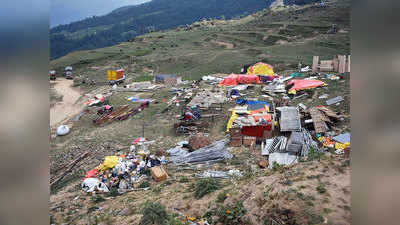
[{"x1": 56, "y1": 125, "x2": 70, "y2": 136}]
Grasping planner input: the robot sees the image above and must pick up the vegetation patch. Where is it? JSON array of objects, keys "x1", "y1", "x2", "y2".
[{"x1": 194, "y1": 178, "x2": 221, "y2": 199}]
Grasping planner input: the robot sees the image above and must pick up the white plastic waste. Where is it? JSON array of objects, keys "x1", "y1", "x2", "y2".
[
  {"x1": 268, "y1": 153, "x2": 298, "y2": 169},
  {"x1": 56, "y1": 125, "x2": 70, "y2": 136},
  {"x1": 81, "y1": 178, "x2": 109, "y2": 193}
]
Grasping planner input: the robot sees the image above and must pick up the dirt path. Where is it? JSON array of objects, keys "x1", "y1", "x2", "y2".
[{"x1": 50, "y1": 79, "x2": 85, "y2": 127}]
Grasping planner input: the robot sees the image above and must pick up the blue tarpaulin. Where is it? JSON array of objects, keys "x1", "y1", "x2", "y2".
[{"x1": 235, "y1": 98, "x2": 270, "y2": 110}]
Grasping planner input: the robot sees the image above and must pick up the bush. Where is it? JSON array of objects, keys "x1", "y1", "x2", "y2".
[
  {"x1": 216, "y1": 190, "x2": 229, "y2": 203},
  {"x1": 316, "y1": 183, "x2": 327, "y2": 194},
  {"x1": 194, "y1": 178, "x2": 221, "y2": 199},
  {"x1": 139, "y1": 181, "x2": 150, "y2": 189},
  {"x1": 215, "y1": 201, "x2": 247, "y2": 224},
  {"x1": 139, "y1": 202, "x2": 169, "y2": 225}
]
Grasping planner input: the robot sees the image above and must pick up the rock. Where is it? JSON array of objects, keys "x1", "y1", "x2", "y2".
[{"x1": 258, "y1": 159, "x2": 268, "y2": 168}]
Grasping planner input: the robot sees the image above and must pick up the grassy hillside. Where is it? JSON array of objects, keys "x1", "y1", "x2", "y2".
[
  {"x1": 51, "y1": 0, "x2": 350, "y2": 86},
  {"x1": 50, "y1": 0, "x2": 275, "y2": 59}
]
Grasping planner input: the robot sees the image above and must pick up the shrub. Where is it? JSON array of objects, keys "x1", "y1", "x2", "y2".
[
  {"x1": 139, "y1": 202, "x2": 168, "y2": 225},
  {"x1": 316, "y1": 183, "x2": 327, "y2": 194},
  {"x1": 215, "y1": 201, "x2": 247, "y2": 224},
  {"x1": 139, "y1": 181, "x2": 150, "y2": 189},
  {"x1": 194, "y1": 178, "x2": 221, "y2": 199}
]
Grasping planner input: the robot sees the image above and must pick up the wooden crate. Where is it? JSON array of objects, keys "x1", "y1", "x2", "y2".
[
  {"x1": 243, "y1": 136, "x2": 256, "y2": 147},
  {"x1": 150, "y1": 166, "x2": 168, "y2": 182}
]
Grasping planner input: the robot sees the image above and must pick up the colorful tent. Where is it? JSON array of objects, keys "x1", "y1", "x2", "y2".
[
  {"x1": 218, "y1": 74, "x2": 261, "y2": 86},
  {"x1": 247, "y1": 62, "x2": 274, "y2": 76},
  {"x1": 287, "y1": 79, "x2": 325, "y2": 94}
]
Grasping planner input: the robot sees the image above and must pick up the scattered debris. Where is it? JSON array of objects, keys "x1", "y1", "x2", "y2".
[
  {"x1": 195, "y1": 170, "x2": 242, "y2": 178},
  {"x1": 326, "y1": 96, "x2": 344, "y2": 105},
  {"x1": 56, "y1": 125, "x2": 70, "y2": 136},
  {"x1": 277, "y1": 107, "x2": 301, "y2": 132},
  {"x1": 169, "y1": 138, "x2": 232, "y2": 165}
]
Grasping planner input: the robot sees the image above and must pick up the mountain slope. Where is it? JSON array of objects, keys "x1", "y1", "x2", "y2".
[{"x1": 50, "y1": 0, "x2": 275, "y2": 59}]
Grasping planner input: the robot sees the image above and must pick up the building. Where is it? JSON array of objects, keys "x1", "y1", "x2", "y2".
[{"x1": 154, "y1": 74, "x2": 181, "y2": 85}]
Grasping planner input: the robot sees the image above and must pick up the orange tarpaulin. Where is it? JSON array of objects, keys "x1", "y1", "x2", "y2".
[
  {"x1": 218, "y1": 74, "x2": 261, "y2": 86},
  {"x1": 287, "y1": 79, "x2": 325, "y2": 94}
]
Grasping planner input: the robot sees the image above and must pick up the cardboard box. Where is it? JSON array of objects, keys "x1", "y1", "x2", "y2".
[{"x1": 150, "y1": 166, "x2": 168, "y2": 182}]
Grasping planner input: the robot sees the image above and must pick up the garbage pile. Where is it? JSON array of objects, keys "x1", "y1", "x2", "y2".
[{"x1": 81, "y1": 140, "x2": 167, "y2": 194}]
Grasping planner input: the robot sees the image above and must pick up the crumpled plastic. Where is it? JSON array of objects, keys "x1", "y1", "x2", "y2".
[
  {"x1": 81, "y1": 178, "x2": 109, "y2": 193},
  {"x1": 97, "y1": 156, "x2": 120, "y2": 171}
]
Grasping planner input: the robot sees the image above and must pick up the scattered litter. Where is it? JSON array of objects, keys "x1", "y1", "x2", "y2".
[
  {"x1": 319, "y1": 94, "x2": 329, "y2": 99},
  {"x1": 277, "y1": 107, "x2": 301, "y2": 132},
  {"x1": 169, "y1": 138, "x2": 232, "y2": 165},
  {"x1": 298, "y1": 103, "x2": 307, "y2": 110},
  {"x1": 56, "y1": 125, "x2": 70, "y2": 136},
  {"x1": 326, "y1": 96, "x2": 344, "y2": 105},
  {"x1": 268, "y1": 153, "x2": 298, "y2": 169},
  {"x1": 81, "y1": 178, "x2": 109, "y2": 193},
  {"x1": 332, "y1": 132, "x2": 350, "y2": 143},
  {"x1": 196, "y1": 169, "x2": 242, "y2": 178}
]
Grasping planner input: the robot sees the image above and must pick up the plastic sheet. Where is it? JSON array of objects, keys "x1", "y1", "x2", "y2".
[
  {"x1": 268, "y1": 153, "x2": 298, "y2": 168},
  {"x1": 169, "y1": 139, "x2": 232, "y2": 165}
]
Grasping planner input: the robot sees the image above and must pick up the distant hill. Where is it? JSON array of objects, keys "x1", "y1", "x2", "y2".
[{"x1": 50, "y1": 0, "x2": 278, "y2": 59}]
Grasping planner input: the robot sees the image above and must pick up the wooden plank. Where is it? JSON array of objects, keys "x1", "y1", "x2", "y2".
[
  {"x1": 333, "y1": 55, "x2": 339, "y2": 72},
  {"x1": 338, "y1": 55, "x2": 346, "y2": 73},
  {"x1": 346, "y1": 55, "x2": 351, "y2": 72},
  {"x1": 312, "y1": 56, "x2": 319, "y2": 73}
]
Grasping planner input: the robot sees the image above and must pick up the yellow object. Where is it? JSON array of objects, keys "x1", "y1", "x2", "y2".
[
  {"x1": 335, "y1": 142, "x2": 350, "y2": 150},
  {"x1": 226, "y1": 210, "x2": 231, "y2": 214},
  {"x1": 226, "y1": 193, "x2": 231, "y2": 197},
  {"x1": 247, "y1": 62, "x2": 274, "y2": 76},
  {"x1": 97, "y1": 156, "x2": 120, "y2": 171},
  {"x1": 226, "y1": 111, "x2": 239, "y2": 132},
  {"x1": 107, "y1": 70, "x2": 117, "y2": 81},
  {"x1": 186, "y1": 216, "x2": 196, "y2": 221}
]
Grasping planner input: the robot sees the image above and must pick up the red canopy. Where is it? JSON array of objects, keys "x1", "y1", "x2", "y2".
[{"x1": 218, "y1": 74, "x2": 261, "y2": 86}]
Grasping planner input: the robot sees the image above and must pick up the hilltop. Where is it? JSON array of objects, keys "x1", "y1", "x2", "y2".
[{"x1": 50, "y1": 0, "x2": 325, "y2": 59}]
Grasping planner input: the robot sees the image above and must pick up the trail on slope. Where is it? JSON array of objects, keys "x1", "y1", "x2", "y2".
[{"x1": 50, "y1": 79, "x2": 84, "y2": 127}]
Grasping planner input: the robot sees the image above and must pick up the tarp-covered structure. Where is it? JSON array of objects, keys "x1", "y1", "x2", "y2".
[
  {"x1": 218, "y1": 74, "x2": 261, "y2": 86},
  {"x1": 247, "y1": 62, "x2": 275, "y2": 76},
  {"x1": 287, "y1": 79, "x2": 325, "y2": 94},
  {"x1": 226, "y1": 99, "x2": 273, "y2": 136}
]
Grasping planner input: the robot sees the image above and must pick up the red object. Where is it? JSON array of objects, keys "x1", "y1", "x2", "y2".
[
  {"x1": 85, "y1": 169, "x2": 99, "y2": 178},
  {"x1": 116, "y1": 69, "x2": 124, "y2": 79},
  {"x1": 287, "y1": 79, "x2": 325, "y2": 93},
  {"x1": 241, "y1": 125, "x2": 272, "y2": 137},
  {"x1": 218, "y1": 74, "x2": 261, "y2": 86}
]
